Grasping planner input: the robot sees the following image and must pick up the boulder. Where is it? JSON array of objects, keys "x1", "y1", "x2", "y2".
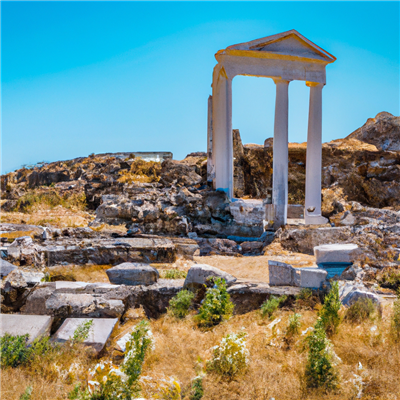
[
  {"x1": 0, "y1": 259, "x2": 17, "y2": 277},
  {"x1": 240, "y1": 241, "x2": 264, "y2": 255},
  {"x1": 21, "y1": 283, "x2": 57, "y2": 315},
  {"x1": 314, "y1": 243, "x2": 360, "y2": 264},
  {"x1": 341, "y1": 288, "x2": 382, "y2": 309},
  {"x1": 0, "y1": 314, "x2": 53, "y2": 344},
  {"x1": 106, "y1": 262, "x2": 159, "y2": 286},
  {"x1": 183, "y1": 264, "x2": 237, "y2": 290},
  {"x1": 227, "y1": 282, "x2": 300, "y2": 314},
  {"x1": 52, "y1": 318, "x2": 118, "y2": 354}
]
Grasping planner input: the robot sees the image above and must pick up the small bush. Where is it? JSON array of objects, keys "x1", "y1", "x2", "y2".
[
  {"x1": 319, "y1": 281, "x2": 341, "y2": 336},
  {"x1": 296, "y1": 288, "x2": 320, "y2": 309},
  {"x1": 189, "y1": 376, "x2": 204, "y2": 400},
  {"x1": 195, "y1": 277, "x2": 234, "y2": 328},
  {"x1": 0, "y1": 334, "x2": 52, "y2": 368},
  {"x1": 285, "y1": 313, "x2": 302, "y2": 339},
  {"x1": 162, "y1": 269, "x2": 187, "y2": 279},
  {"x1": 391, "y1": 291, "x2": 400, "y2": 342},
  {"x1": 168, "y1": 290, "x2": 195, "y2": 319},
  {"x1": 378, "y1": 268, "x2": 400, "y2": 291},
  {"x1": 260, "y1": 295, "x2": 287, "y2": 319},
  {"x1": 345, "y1": 298, "x2": 377, "y2": 323},
  {"x1": 206, "y1": 331, "x2": 249, "y2": 378},
  {"x1": 19, "y1": 386, "x2": 33, "y2": 400},
  {"x1": 304, "y1": 319, "x2": 340, "y2": 391}
]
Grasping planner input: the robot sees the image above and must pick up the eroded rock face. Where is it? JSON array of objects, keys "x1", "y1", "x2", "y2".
[{"x1": 346, "y1": 112, "x2": 400, "y2": 152}]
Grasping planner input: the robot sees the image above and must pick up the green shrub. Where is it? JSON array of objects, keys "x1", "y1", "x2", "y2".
[
  {"x1": 345, "y1": 298, "x2": 377, "y2": 323},
  {"x1": 285, "y1": 312, "x2": 302, "y2": 339},
  {"x1": 296, "y1": 288, "x2": 320, "y2": 309},
  {"x1": 19, "y1": 386, "x2": 33, "y2": 400},
  {"x1": 0, "y1": 334, "x2": 52, "y2": 368},
  {"x1": 195, "y1": 278, "x2": 234, "y2": 328},
  {"x1": 168, "y1": 290, "x2": 195, "y2": 319},
  {"x1": 206, "y1": 331, "x2": 249, "y2": 378},
  {"x1": 304, "y1": 319, "x2": 340, "y2": 391},
  {"x1": 319, "y1": 281, "x2": 341, "y2": 336},
  {"x1": 260, "y1": 295, "x2": 287, "y2": 319},
  {"x1": 391, "y1": 291, "x2": 400, "y2": 342},
  {"x1": 189, "y1": 376, "x2": 204, "y2": 400},
  {"x1": 162, "y1": 269, "x2": 187, "y2": 279}
]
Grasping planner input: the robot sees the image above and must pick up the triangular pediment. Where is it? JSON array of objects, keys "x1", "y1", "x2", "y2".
[{"x1": 225, "y1": 30, "x2": 336, "y2": 63}]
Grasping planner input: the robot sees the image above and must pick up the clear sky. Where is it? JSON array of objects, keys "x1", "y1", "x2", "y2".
[{"x1": 2, "y1": 1, "x2": 399, "y2": 173}]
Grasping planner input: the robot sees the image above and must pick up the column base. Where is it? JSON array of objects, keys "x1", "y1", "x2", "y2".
[{"x1": 305, "y1": 214, "x2": 328, "y2": 225}]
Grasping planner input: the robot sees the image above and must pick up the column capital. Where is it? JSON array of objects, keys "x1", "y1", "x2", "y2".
[
  {"x1": 306, "y1": 81, "x2": 324, "y2": 88},
  {"x1": 273, "y1": 77, "x2": 291, "y2": 85}
]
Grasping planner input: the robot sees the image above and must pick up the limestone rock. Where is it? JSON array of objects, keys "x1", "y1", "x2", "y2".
[
  {"x1": 52, "y1": 318, "x2": 118, "y2": 354},
  {"x1": 314, "y1": 243, "x2": 360, "y2": 264},
  {"x1": 292, "y1": 267, "x2": 327, "y2": 288},
  {"x1": 160, "y1": 159, "x2": 202, "y2": 187},
  {"x1": 0, "y1": 314, "x2": 53, "y2": 344},
  {"x1": 45, "y1": 292, "x2": 125, "y2": 319},
  {"x1": 183, "y1": 264, "x2": 237, "y2": 290},
  {"x1": 268, "y1": 261, "x2": 294, "y2": 286},
  {"x1": 0, "y1": 259, "x2": 17, "y2": 277},
  {"x1": 106, "y1": 262, "x2": 159, "y2": 286}
]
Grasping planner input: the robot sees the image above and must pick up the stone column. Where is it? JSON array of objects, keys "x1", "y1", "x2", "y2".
[
  {"x1": 272, "y1": 78, "x2": 290, "y2": 229},
  {"x1": 212, "y1": 65, "x2": 233, "y2": 198},
  {"x1": 305, "y1": 82, "x2": 328, "y2": 225},
  {"x1": 207, "y1": 95, "x2": 214, "y2": 183}
]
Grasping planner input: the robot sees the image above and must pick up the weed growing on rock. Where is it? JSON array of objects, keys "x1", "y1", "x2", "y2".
[
  {"x1": 344, "y1": 298, "x2": 377, "y2": 324},
  {"x1": 195, "y1": 278, "x2": 234, "y2": 328},
  {"x1": 378, "y1": 268, "x2": 400, "y2": 291},
  {"x1": 72, "y1": 320, "x2": 93, "y2": 344},
  {"x1": 319, "y1": 281, "x2": 341, "y2": 336},
  {"x1": 260, "y1": 295, "x2": 287, "y2": 319},
  {"x1": 168, "y1": 290, "x2": 195, "y2": 319},
  {"x1": 206, "y1": 331, "x2": 249, "y2": 378},
  {"x1": 304, "y1": 319, "x2": 340, "y2": 391}
]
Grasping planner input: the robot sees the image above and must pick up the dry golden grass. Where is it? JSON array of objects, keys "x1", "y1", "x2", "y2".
[
  {"x1": 2, "y1": 303, "x2": 399, "y2": 400},
  {"x1": 47, "y1": 264, "x2": 111, "y2": 283},
  {"x1": 0, "y1": 206, "x2": 94, "y2": 228},
  {"x1": 196, "y1": 245, "x2": 316, "y2": 283}
]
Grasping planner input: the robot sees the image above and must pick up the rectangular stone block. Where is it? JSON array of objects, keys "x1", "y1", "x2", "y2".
[
  {"x1": 292, "y1": 267, "x2": 327, "y2": 288},
  {"x1": 0, "y1": 314, "x2": 53, "y2": 344},
  {"x1": 268, "y1": 261, "x2": 294, "y2": 286},
  {"x1": 314, "y1": 243, "x2": 359, "y2": 264},
  {"x1": 52, "y1": 318, "x2": 118, "y2": 353}
]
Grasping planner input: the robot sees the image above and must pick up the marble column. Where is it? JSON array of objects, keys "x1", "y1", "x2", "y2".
[
  {"x1": 207, "y1": 95, "x2": 214, "y2": 183},
  {"x1": 212, "y1": 65, "x2": 233, "y2": 198},
  {"x1": 272, "y1": 78, "x2": 290, "y2": 229},
  {"x1": 305, "y1": 82, "x2": 328, "y2": 225}
]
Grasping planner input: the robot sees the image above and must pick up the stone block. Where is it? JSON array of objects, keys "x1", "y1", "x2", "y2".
[
  {"x1": 0, "y1": 259, "x2": 17, "y2": 278},
  {"x1": 268, "y1": 261, "x2": 294, "y2": 286},
  {"x1": 52, "y1": 318, "x2": 118, "y2": 353},
  {"x1": 314, "y1": 243, "x2": 360, "y2": 264},
  {"x1": 106, "y1": 262, "x2": 159, "y2": 286},
  {"x1": 341, "y1": 288, "x2": 382, "y2": 309},
  {"x1": 183, "y1": 264, "x2": 237, "y2": 290},
  {"x1": 292, "y1": 268, "x2": 327, "y2": 288},
  {"x1": 0, "y1": 314, "x2": 53, "y2": 344}
]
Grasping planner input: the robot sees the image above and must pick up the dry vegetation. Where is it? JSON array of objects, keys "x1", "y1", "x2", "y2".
[{"x1": 3, "y1": 298, "x2": 399, "y2": 400}]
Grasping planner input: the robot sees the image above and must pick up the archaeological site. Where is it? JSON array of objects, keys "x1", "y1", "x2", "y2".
[{"x1": 1, "y1": 28, "x2": 400, "y2": 400}]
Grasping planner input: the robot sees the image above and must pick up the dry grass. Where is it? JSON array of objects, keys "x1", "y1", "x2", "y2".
[
  {"x1": 196, "y1": 246, "x2": 316, "y2": 283},
  {"x1": 0, "y1": 206, "x2": 94, "y2": 228},
  {"x1": 47, "y1": 264, "x2": 112, "y2": 283},
  {"x1": 2, "y1": 303, "x2": 399, "y2": 400}
]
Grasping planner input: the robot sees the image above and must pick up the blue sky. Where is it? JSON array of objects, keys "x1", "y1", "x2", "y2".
[{"x1": 2, "y1": 1, "x2": 399, "y2": 173}]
